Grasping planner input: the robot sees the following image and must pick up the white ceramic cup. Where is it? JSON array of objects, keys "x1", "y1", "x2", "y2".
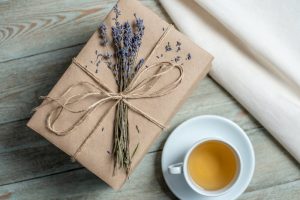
[{"x1": 168, "y1": 137, "x2": 242, "y2": 197}]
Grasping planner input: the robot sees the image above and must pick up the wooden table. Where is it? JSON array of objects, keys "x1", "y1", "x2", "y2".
[{"x1": 0, "y1": 0, "x2": 299, "y2": 199}]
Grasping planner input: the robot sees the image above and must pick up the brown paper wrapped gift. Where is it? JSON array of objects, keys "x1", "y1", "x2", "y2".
[{"x1": 27, "y1": 0, "x2": 213, "y2": 190}]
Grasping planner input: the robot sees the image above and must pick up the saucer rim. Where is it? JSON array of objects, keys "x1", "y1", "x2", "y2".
[{"x1": 161, "y1": 115, "x2": 255, "y2": 200}]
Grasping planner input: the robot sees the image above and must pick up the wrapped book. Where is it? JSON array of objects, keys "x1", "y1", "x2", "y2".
[{"x1": 27, "y1": 0, "x2": 213, "y2": 189}]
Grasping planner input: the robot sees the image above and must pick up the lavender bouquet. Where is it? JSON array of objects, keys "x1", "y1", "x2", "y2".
[{"x1": 97, "y1": 5, "x2": 145, "y2": 174}]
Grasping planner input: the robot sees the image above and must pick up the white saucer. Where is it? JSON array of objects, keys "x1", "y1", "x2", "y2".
[{"x1": 162, "y1": 115, "x2": 255, "y2": 200}]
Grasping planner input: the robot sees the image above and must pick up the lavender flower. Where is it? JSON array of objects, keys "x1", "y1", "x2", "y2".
[
  {"x1": 113, "y1": 4, "x2": 121, "y2": 20},
  {"x1": 174, "y1": 56, "x2": 180, "y2": 63},
  {"x1": 187, "y1": 53, "x2": 192, "y2": 60},
  {"x1": 134, "y1": 14, "x2": 145, "y2": 35},
  {"x1": 130, "y1": 14, "x2": 145, "y2": 56},
  {"x1": 135, "y1": 58, "x2": 144, "y2": 72},
  {"x1": 98, "y1": 23, "x2": 108, "y2": 46},
  {"x1": 112, "y1": 24, "x2": 123, "y2": 49},
  {"x1": 123, "y1": 22, "x2": 133, "y2": 49},
  {"x1": 101, "y1": 52, "x2": 112, "y2": 60},
  {"x1": 96, "y1": 5, "x2": 146, "y2": 87},
  {"x1": 165, "y1": 42, "x2": 172, "y2": 51}
]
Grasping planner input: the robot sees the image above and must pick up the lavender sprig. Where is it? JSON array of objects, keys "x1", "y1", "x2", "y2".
[
  {"x1": 98, "y1": 6, "x2": 145, "y2": 175},
  {"x1": 98, "y1": 23, "x2": 108, "y2": 46},
  {"x1": 113, "y1": 4, "x2": 121, "y2": 20},
  {"x1": 165, "y1": 42, "x2": 172, "y2": 51},
  {"x1": 131, "y1": 14, "x2": 145, "y2": 56},
  {"x1": 96, "y1": 4, "x2": 148, "y2": 175}
]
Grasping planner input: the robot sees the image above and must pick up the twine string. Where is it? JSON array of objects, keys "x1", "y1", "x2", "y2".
[{"x1": 34, "y1": 24, "x2": 184, "y2": 160}]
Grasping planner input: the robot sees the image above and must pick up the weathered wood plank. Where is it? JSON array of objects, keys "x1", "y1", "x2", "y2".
[
  {"x1": 240, "y1": 179, "x2": 300, "y2": 200},
  {"x1": 0, "y1": 117, "x2": 298, "y2": 196},
  {"x1": 0, "y1": 45, "x2": 82, "y2": 124},
  {"x1": 0, "y1": 138, "x2": 299, "y2": 200},
  {"x1": 0, "y1": 0, "x2": 170, "y2": 63},
  {"x1": 1, "y1": 0, "x2": 299, "y2": 199},
  {"x1": 0, "y1": 152, "x2": 173, "y2": 200},
  {"x1": 246, "y1": 128, "x2": 300, "y2": 192}
]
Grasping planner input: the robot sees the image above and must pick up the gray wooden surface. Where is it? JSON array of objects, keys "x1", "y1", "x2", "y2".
[{"x1": 0, "y1": 0, "x2": 299, "y2": 199}]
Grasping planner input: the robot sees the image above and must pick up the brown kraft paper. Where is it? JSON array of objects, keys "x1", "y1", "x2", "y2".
[{"x1": 27, "y1": 0, "x2": 213, "y2": 190}]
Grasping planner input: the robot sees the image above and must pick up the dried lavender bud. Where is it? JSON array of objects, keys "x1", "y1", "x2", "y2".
[
  {"x1": 176, "y1": 41, "x2": 181, "y2": 46},
  {"x1": 123, "y1": 22, "x2": 133, "y2": 49},
  {"x1": 135, "y1": 15, "x2": 145, "y2": 34},
  {"x1": 113, "y1": 4, "x2": 121, "y2": 20},
  {"x1": 187, "y1": 53, "x2": 192, "y2": 60},
  {"x1": 96, "y1": 60, "x2": 101, "y2": 66},
  {"x1": 136, "y1": 125, "x2": 140, "y2": 133},
  {"x1": 98, "y1": 23, "x2": 108, "y2": 46},
  {"x1": 130, "y1": 14, "x2": 145, "y2": 56},
  {"x1": 174, "y1": 56, "x2": 180, "y2": 63},
  {"x1": 165, "y1": 42, "x2": 172, "y2": 51},
  {"x1": 135, "y1": 58, "x2": 144, "y2": 72},
  {"x1": 176, "y1": 46, "x2": 181, "y2": 52},
  {"x1": 101, "y1": 52, "x2": 112, "y2": 60},
  {"x1": 112, "y1": 25, "x2": 123, "y2": 49},
  {"x1": 156, "y1": 56, "x2": 160, "y2": 59}
]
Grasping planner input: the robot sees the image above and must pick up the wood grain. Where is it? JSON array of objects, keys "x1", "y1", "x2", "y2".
[
  {"x1": 240, "y1": 180, "x2": 300, "y2": 200},
  {"x1": 0, "y1": 0, "x2": 299, "y2": 199},
  {"x1": 0, "y1": 132, "x2": 299, "y2": 200},
  {"x1": 0, "y1": 45, "x2": 82, "y2": 124},
  {"x1": 0, "y1": 0, "x2": 170, "y2": 63}
]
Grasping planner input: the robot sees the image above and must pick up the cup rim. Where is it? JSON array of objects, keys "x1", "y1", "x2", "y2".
[{"x1": 183, "y1": 137, "x2": 242, "y2": 196}]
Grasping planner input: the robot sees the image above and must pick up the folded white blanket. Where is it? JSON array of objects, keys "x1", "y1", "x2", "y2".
[{"x1": 159, "y1": 0, "x2": 300, "y2": 162}]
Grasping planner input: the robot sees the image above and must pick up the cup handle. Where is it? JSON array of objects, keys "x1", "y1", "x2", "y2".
[{"x1": 168, "y1": 163, "x2": 183, "y2": 174}]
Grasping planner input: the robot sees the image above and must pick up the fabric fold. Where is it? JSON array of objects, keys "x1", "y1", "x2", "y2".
[
  {"x1": 195, "y1": 0, "x2": 300, "y2": 91},
  {"x1": 159, "y1": 0, "x2": 300, "y2": 163}
]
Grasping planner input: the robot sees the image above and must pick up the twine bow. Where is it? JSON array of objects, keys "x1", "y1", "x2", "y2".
[{"x1": 34, "y1": 24, "x2": 184, "y2": 164}]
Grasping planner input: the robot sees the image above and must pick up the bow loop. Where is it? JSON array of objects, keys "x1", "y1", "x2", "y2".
[
  {"x1": 37, "y1": 58, "x2": 182, "y2": 137},
  {"x1": 124, "y1": 61, "x2": 183, "y2": 99}
]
